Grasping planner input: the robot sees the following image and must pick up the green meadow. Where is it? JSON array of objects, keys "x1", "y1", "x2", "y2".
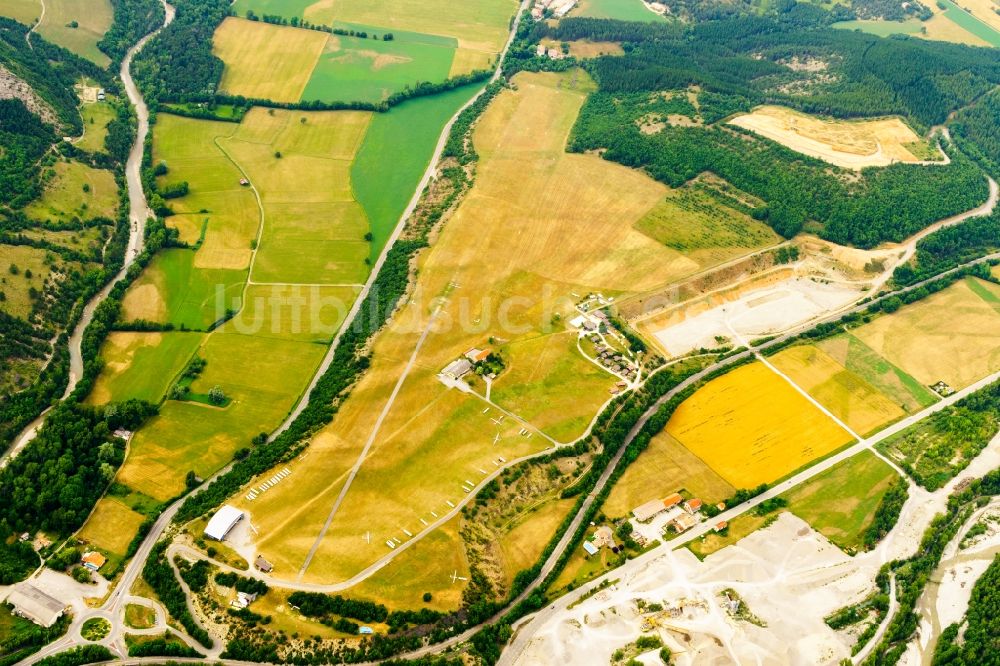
[
  {"x1": 575, "y1": 0, "x2": 666, "y2": 22},
  {"x1": 78, "y1": 101, "x2": 117, "y2": 154},
  {"x1": 117, "y1": 332, "x2": 325, "y2": 500},
  {"x1": 353, "y1": 82, "x2": 482, "y2": 256},
  {"x1": 88, "y1": 331, "x2": 205, "y2": 404},
  {"x1": 301, "y1": 26, "x2": 457, "y2": 104},
  {"x1": 123, "y1": 248, "x2": 247, "y2": 330},
  {"x1": 233, "y1": 0, "x2": 323, "y2": 21}
]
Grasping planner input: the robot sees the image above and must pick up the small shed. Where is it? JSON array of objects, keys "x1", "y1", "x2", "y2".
[{"x1": 255, "y1": 556, "x2": 273, "y2": 573}]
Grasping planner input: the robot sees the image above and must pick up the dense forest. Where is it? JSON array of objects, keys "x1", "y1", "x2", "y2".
[
  {"x1": 0, "y1": 400, "x2": 155, "y2": 536},
  {"x1": 522, "y1": 14, "x2": 1000, "y2": 246},
  {"x1": 131, "y1": 0, "x2": 229, "y2": 104},
  {"x1": 933, "y1": 554, "x2": 1000, "y2": 665}
]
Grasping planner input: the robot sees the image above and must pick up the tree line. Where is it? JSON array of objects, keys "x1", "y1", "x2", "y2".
[{"x1": 97, "y1": 0, "x2": 164, "y2": 66}]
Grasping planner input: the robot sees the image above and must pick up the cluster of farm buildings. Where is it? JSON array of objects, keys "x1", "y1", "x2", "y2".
[
  {"x1": 531, "y1": 0, "x2": 577, "y2": 19},
  {"x1": 441, "y1": 347, "x2": 494, "y2": 381},
  {"x1": 2, "y1": 541, "x2": 109, "y2": 628},
  {"x1": 631, "y1": 493, "x2": 727, "y2": 538}
]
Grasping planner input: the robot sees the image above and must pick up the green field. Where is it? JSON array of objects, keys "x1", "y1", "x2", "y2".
[
  {"x1": 87, "y1": 332, "x2": 206, "y2": 404},
  {"x1": 352, "y1": 82, "x2": 481, "y2": 257},
  {"x1": 77, "y1": 102, "x2": 116, "y2": 153},
  {"x1": 0, "y1": 0, "x2": 40, "y2": 25},
  {"x1": 219, "y1": 108, "x2": 372, "y2": 284},
  {"x1": 301, "y1": 25, "x2": 457, "y2": 104},
  {"x1": 36, "y1": 0, "x2": 113, "y2": 66},
  {"x1": 782, "y1": 450, "x2": 898, "y2": 551},
  {"x1": 122, "y1": 249, "x2": 247, "y2": 330},
  {"x1": 152, "y1": 114, "x2": 259, "y2": 269},
  {"x1": 635, "y1": 186, "x2": 779, "y2": 260},
  {"x1": 574, "y1": 0, "x2": 666, "y2": 22},
  {"x1": 491, "y1": 331, "x2": 615, "y2": 442},
  {"x1": 817, "y1": 333, "x2": 938, "y2": 414},
  {"x1": 938, "y1": 0, "x2": 1000, "y2": 46},
  {"x1": 218, "y1": 284, "x2": 360, "y2": 343},
  {"x1": 690, "y1": 451, "x2": 898, "y2": 556},
  {"x1": 117, "y1": 332, "x2": 326, "y2": 500},
  {"x1": 24, "y1": 160, "x2": 118, "y2": 223}
]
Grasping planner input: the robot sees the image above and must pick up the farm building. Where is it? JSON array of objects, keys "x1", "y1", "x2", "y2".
[
  {"x1": 6, "y1": 584, "x2": 66, "y2": 627},
  {"x1": 255, "y1": 556, "x2": 273, "y2": 573},
  {"x1": 671, "y1": 513, "x2": 698, "y2": 533},
  {"x1": 442, "y1": 358, "x2": 472, "y2": 380},
  {"x1": 664, "y1": 493, "x2": 683, "y2": 508},
  {"x1": 594, "y1": 526, "x2": 614, "y2": 548},
  {"x1": 204, "y1": 505, "x2": 244, "y2": 541},
  {"x1": 582, "y1": 541, "x2": 599, "y2": 556},
  {"x1": 632, "y1": 498, "x2": 668, "y2": 523},
  {"x1": 81, "y1": 551, "x2": 106, "y2": 571},
  {"x1": 464, "y1": 348, "x2": 491, "y2": 363},
  {"x1": 684, "y1": 498, "x2": 703, "y2": 514}
]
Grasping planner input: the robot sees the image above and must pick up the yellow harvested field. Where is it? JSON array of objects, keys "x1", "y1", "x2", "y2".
[
  {"x1": 923, "y1": 10, "x2": 990, "y2": 45},
  {"x1": 347, "y1": 515, "x2": 470, "y2": 612},
  {"x1": 230, "y1": 70, "x2": 693, "y2": 585},
  {"x1": 770, "y1": 344, "x2": 905, "y2": 436},
  {"x1": 603, "y1": 430, "x2": 734, "y2": 519},
  {"x1": 77, "y1": 497, "x2": 147, "y2": 556},
  {"x1": 213, "y1": 18, "x2": 326, "y2": 103},
  {"x1": 853, "y1": 276, "x2": 1000, "y2": 390},
  {"x1": 448, "y1": 47, "x2": 493, "y2": 77},
  {"x1": 499, "y1": 498, "x2": 575, "y2": 585},
  {"x1": 729, "y1": 105, "x2": 934, "y2": 169},
  {"x1": 667, "y1": 362, "x2": 854, "y2": 488}
]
